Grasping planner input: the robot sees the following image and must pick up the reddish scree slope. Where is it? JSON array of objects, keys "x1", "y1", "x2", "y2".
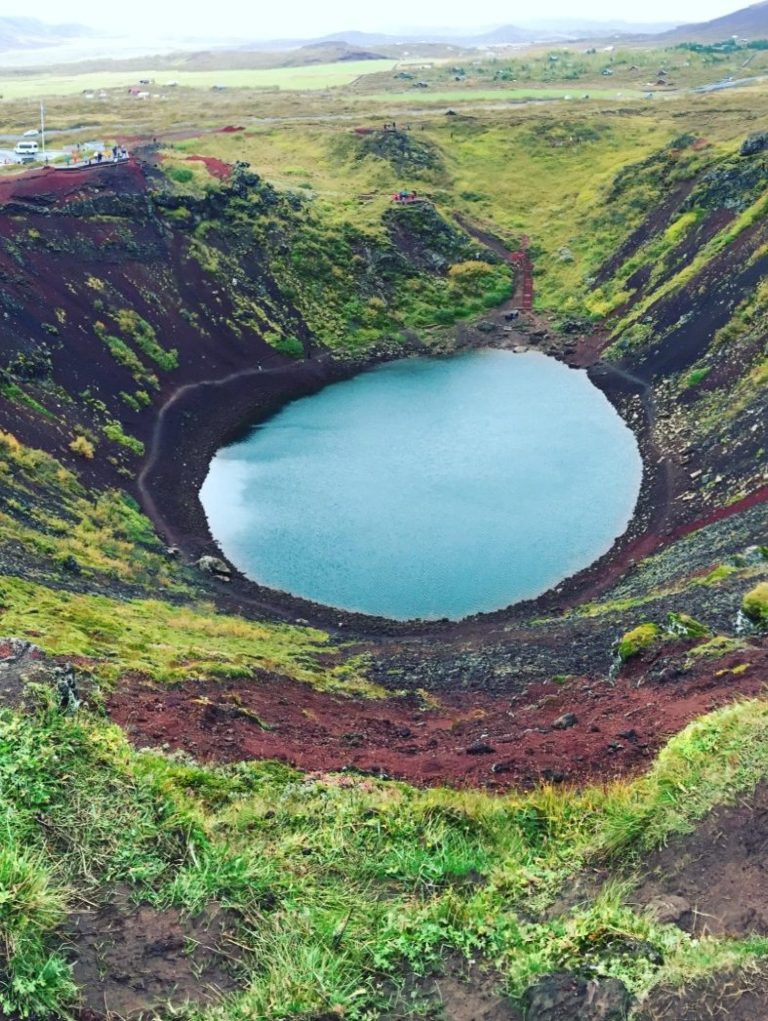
[{"x1": 108, "y1": 641, "x2": 768, "y2": 789}]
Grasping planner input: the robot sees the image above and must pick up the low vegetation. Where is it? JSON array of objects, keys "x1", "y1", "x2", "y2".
[
  {"x1": 4, "y1": 691, "x2": 768, "y2": 1017},
  {"x1": 0, "y1": 34, "x2": 765, "y2": 1021}
]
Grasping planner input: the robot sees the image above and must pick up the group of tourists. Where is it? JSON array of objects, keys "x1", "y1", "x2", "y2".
[{"x1": 64, "y1": 145, "x2": 130, "y2": 168}]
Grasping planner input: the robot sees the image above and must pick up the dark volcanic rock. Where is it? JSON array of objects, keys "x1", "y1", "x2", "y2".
[
  {"x1": 466, "y1": 740, "x2": 496, "y2": 755},
  {"x1": 552, "y1": 712, "x2": 578, "y2": 730},
  {"x1": 740, "y1": 132, "x2": 768, "y2": 157}
]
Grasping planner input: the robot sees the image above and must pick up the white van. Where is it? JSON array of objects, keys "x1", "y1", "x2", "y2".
[{"x1": 14, "y1": 140, "x2": 39, "y2": 162}]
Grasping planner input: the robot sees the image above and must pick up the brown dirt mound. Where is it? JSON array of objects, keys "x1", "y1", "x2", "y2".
[
  {"x1": 631, "y1": 782, "x2": 768, "y2": 937},
  {"x1": 64, "y1": 885, "x2": 244, "y2": 1019},
  {"x1": 637, "y1": 968, "x2": 768, "y2": 1020},
  {"x1": 107, "y1": 640, "x2": 768, "y2": 789}
]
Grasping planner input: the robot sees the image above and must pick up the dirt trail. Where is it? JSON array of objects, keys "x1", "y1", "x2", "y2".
[
  {"x1": 454, "y1": 213, "x2": 534, "y2": 310},
  {"x1": 136, "y1": 363, "x2": 303, "y2": 549}
]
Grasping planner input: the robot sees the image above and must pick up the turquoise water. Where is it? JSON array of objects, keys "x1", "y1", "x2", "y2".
[{"x1": 200, "y1": 350, "x2": 642, "y2": 620}]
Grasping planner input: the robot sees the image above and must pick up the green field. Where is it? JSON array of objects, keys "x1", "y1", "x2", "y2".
[
  {"x1": 0, "y1": 60, "x2": 397, "y2": 100},
  {"x1": 359, "y1": 86, "x2": 650, "y2": 103}
]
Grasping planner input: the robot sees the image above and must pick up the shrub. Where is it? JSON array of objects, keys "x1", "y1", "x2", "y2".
[
  {"x1": 683, "y1": 366, "x2": 710, "y2": 389},
  {"x1": 271, "y1": 335, "x2": 305, "y2": 360},
  {"x1": 102, "y1": 422, "x2": 145, "y2": 456},
  {"x1": 166, "y1": 165, "x2": 194, "y2": 184},
  {"x1": 68, "y1": 435, "x2": 95, "y2": 460}
]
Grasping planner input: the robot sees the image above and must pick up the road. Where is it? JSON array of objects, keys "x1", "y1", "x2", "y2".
[{"x1": 0, "y1": 148, "x2": 71, "y2": 166}]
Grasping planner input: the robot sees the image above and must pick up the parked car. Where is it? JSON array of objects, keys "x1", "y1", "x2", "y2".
[
  {"x1": 14, "y1": 140, "x2": 39, "y2": 162},
  {"x1": 23, "y1": 129, "x2": 39, "y2": 137}
]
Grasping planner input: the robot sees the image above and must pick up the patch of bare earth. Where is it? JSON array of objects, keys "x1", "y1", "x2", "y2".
[
  {"x1": 0, "y1": 639, "x2": 45, "y2": 708},
  {"x1": 63, "y1": 885, "x2": 244, "y2": 1019},
  {"x1": 107, "y1": 641, "x2": 768, "y2": 790},
  {"x1": 385, "y1": 957, "x2": 521, "y2": 1021},
  {"x1": 636, "y1": 967, "x2": 768, "y2": 1021},
  {"x1": 630, "y1": 782, "x2": 768, "y2": 937}
]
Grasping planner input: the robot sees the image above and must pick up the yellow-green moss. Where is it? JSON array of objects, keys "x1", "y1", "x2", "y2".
[
  {"x1": 617, "y1": 622, "x2": 662, "y2": 661},
  {"x1": 742, "y1": 582, "x2": 768, "y2": 624}
]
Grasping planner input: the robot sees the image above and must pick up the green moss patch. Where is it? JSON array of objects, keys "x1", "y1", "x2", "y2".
[
  {"x1": 743, "y1": 583, "x2": 768, "y2": 625},
  {"x1": 617, "y1": 623, "x2": 663, "y2": 662}
]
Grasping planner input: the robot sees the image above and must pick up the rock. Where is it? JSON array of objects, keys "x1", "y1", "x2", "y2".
[
  {"x1": 522, "y1": 972, "x2": 632, "y2": 1021},
  {"x1": 195, "y1": 555, "x2": 231, "y2": 576},
  {"x1": 552, "y1": 712, "x2": 577, "y2": 730},
  {"x1": 644, "y1": 894, "x2": 692, "y2": 926},
  {"x1": 53, "y1": 663, "x2": 80, "y2": 713},
  {"x1": 740, "y1": 132, "x2": 768, "y2": 157},
  {"x1": 0, "y1": 637, "x2": 41, "y2": 664},
  {"x1": 341, "y1": 732, "x2": 364, "y2": 748},
  {"x1": 741, "y1": 545, "x2": 768, "y2": 567},
  {"x1": 477, "y1": 321, "x2": 496, "y2": 333},
  {"x1": 466, "y1": 740, "x2": 495, "y2": 755},
  {"x1": 165, "y1": 546, "x2": 181, "y2": 558}
]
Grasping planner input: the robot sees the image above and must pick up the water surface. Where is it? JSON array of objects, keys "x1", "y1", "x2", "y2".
[{"x1": 201, "y1": 350, "x2": 642, "y2": 619}]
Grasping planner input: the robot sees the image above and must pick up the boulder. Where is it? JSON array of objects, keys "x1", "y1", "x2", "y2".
[
  {"x1": 740, "y1": 132, "x2": 768, "y2": 157},
  {"x1": 53, "y1": 663, "x2": 80, "y2": 713},
  {"x1": 644, "y1": 894, "x2": 692, "y2": 927},
  {"x1": 552, "y1": 712, "x2": 577, "y2": 730},
  {"x1": 195, "y1": 555, "x2": 231, "y2": 577},
  {"x1": 466, "y1": 740, "x2": 495, "y2": 755}
]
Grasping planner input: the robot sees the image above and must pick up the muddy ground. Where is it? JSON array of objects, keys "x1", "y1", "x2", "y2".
[
  {"x1": 64, "y1": 885, "x2": 245, "y2": 1019},
  {"x1": 631, "y1": 782, "x2": 768, "y2": 938},
  {"x1": 385, "y1": 956, "x2": 521, "y2": 1021},
  {"x1": 637, "y1": 968, "x2": 768, "y2": 1021}
]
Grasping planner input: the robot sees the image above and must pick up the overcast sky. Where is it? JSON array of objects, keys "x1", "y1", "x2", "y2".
[{"x1": 19, "y1": 0, "x2": 753, "y2": 38}]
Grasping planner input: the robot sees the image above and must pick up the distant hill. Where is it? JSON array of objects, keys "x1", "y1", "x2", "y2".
[
  {"x1": 0, "y1": 16, "x2": 90, "y2": 50},
  {"x1": 660, "y1": 1, "x2": 768, "y2": 42},
  {"x1": 281, "y1": 41, "x2": 387, "y2": 65},
  {"x1": 520, "y1": 18, "x2": 677, "y2": 34},
  {"x1": 310, "y1": 21, "x2": 681, "y2": 47},
  {"x1": 471, "y1": 25, "x2": 539, "y2": 44}
]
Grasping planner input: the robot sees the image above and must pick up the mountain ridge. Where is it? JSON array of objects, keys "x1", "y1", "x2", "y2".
[{"x1": 661, "y1": 0, "x2": 768, "y2": 41}]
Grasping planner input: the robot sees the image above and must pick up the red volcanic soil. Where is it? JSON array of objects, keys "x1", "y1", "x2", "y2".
[
  {"x1": 0, "y1": 160, "x2": 146, "y2": 205},
  {"x1": 108, "y1": 640, "x2": 768, "y2": 789},
  {"x1": 185, "y1": 155, "x2": 232, "y2": 179}
]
